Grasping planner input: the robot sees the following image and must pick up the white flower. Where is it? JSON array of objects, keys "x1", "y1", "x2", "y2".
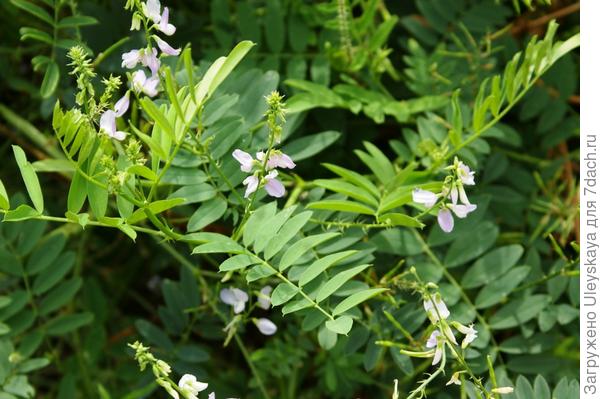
[
  {"x1": 154, "y1": 35, "x2": 181, "y2": 56},
  {"x1": 255, "y1": 318, "x2": 277, "y2": 335},
  {"x1": 99, "y1": 110, "x2": 127, "y2": 141},
  {"x1": 492, "y1": 387, "x2": 514, "y2": 394},
  {"x1": 143, "y1": 0, "x2": 162, "y2": 23},
  {"x1": 132, "y1": 70, "x2": 159, "y2": 97},
  {"x1": 157, "y1": 7, "x2": 176, "y2": 35},
  {"x1": 220, "y1": 288, "x2": 248, "y2": 314},
  {"x1": 412, "y1": 188, "x2": 437, "y2": 208},
  {"x1": 178, "y1": 374, "x2": 208, "y2": 399},
  {"x1": 121, "y1": 49, "x2": 142, "y2": 69},
  {"x1": 114, "y1": 92, "x2": 130, "y2": 117},
  {"x1": 425, "y1": 330, "x2": 444, "y2": 366},
  {"x1": 423, "y1": 294, "x2": 450, "y2": 322},
  {"x1": 242, "y1": 175, "x2": 259, "y2": 198},
  {"x1": 448, "y1": 203, "x2": 477, "y2": 218},
  {"x1": 257, "y1": 285, "x2": 272, "y2": 310},
  {"x1": 264, "y1": 170, "x2": 285, "y2": 198},
  {"x1": 454, "y1": 323, "x2": 478, "y2": 348},
  {"x1": 233, "y1": 149, "x2": 254, "y2": 172},
  {"x1": 141, "y1": 47, "x2": 160, "y2": 76},
  {"x1": 457, "y1": 161, "x2": 475, "y2": 185},
  {"x1": 446, "y1": 371, "x2": 462, "y2": 386}
]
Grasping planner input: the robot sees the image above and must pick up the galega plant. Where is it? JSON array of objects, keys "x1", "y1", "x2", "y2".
[{"x1": 0, "y1": 0, "x2": 581, "y2": 398}]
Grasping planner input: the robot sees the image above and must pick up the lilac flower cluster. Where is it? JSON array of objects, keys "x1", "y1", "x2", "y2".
[
  {"x1": 412, "y1": 157, "x2": 477, "y2": 233},
  {"x1": 232, "y1": 149, "x2": 296, "y2": 198},
  {"x1": 122, "y1": 0, "x2": 180, "y2": 97},
  {"x1": 99, "y1": 0, "x2": 180, "y2": 141}
]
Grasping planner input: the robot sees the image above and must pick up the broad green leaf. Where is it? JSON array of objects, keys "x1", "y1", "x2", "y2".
[
  {"x1": 317, "y1": 325, "x2": 337, "y2": 350},
  {"x1": 263, "y1": 211, "x2": 312, "y2": 260},
  {"x1": 299, "y1": 250, "x2": 358, "y2": 287},
  {"x1": 10, "y1": 0, "x2": 53, "y2": 25},
  {"x1": 39, "y1": 277, "x2": 82, "y2": 315},
  {"x1": 533, "y1": 375, "x2": 551, "y2": 399},
  {"x1": 0, "y1": 179, "x2": 9, "y2": 209},
  {"x1": 219, "y1": 254, "x2": 256, "y2": 272},
  {"x1": 325, "y1": 316, "x2": 353, "y2": 335},
  {"x1": 462, "y1": 245, "x2": 524, "y2": 288},
  {"x1": 26, "y1": 232, "x2": 67, "y2": 274},
  {"x1": 316, "y1": 264, "x2": 370, "y2": 303},
  {"x1": 128, "y1": 165, "x2": 158, "y2": 182},
  {"x1": 474, "y1": 266, "x2": 530, "y2": 309},
  {"x1": 140, "y1": 98, "x2": 176, "y2": 140},
  {"x1": 207, "y1": 40, "x2": 255, "y2": 98},
  {"x1": 67, "y1": 171, "x2": 87, "y2": 214},
  {"x1": 12, "y1": 145, "x2": 44, "y2": 213},
  {"x1": 489, "y1": 295, "x2": 551, "y2": 329},
  {"x1": 355, "y1": 141, "x2": 395, "y2": 185},
  {"x1": 40, "y1": 60, "x2": 60, "y2": 98},
  {"x1": 332, "y1": 288, "x2": 388, "y2": 316},
  {"x1": 271, "y1": 282, "x2": 299, "y2": 307},
  {"x1": 253, "y1": 205, "x2": 297, "y2": 254},
  {"x1": 187, "y1": 197, "x2": 227, "y2": 232},
  {"x1": 264, "y1": 0, "x2": 284, "y2": 52},
  {"x1": 323, "y1": 163, "x2": 380, "y2": 198},
  {"x1": 279, "y1": 232, "x2": 339, "y2": 271},
  {"x1": 32, "y1": 251, "x2": 76, "y2": 295},
  {"x1": 127, "y1": 198, "x2": 185, "y2": 224},
  {"x1": 57, "y1": 15, "x2": 98, "y2": 28},
  {"x1": 87, "y1": 177, "x2": 108, "y2": 218},
  {"x1": 31, "y1": 159, "x2": 73, "y2": 173},
  {"x1": 243, "y1": 202, "x2": 278, "y2": 247},
  {"x1": 515, "y1": 375, "x2": 534, "y2": 399},
  {"x1": 2, "y1": 204, "x2": 40, "y2": 221},
  {"x1": 45, "y1": 312, "x2": 94, "y2": 335},
  {"x1": 444, "y1": 221, "x2": 499, "y2": 268},
  {"x1": 282, "y1": 131, "x2": 341, "y2": 162},
  {"x1": 308, "y1": 200, "x2": 376, "y2": 215},
  {"x1": 313, "y1": 180, "x2": 378, "y2": 207},
  {"x1": 379, "y1": 213, "x2": 424, "y2": 228},
  {"x1": 192, "y1": 238, "x2": 245, "y2": 255}
]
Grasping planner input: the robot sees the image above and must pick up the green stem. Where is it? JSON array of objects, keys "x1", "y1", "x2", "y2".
[{"x1": 233, "y1": 334, "x2": 272, "y2": 399}]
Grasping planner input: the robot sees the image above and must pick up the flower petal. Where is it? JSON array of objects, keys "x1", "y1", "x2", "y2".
[
  {"x1": 233, "y1": 149, "x2": 254, "y2": 172},
  {"x1": 100, "y1": 110, "x2": 116, "y2": 136},
  {"x1": 437, "y1": 208, "x2": 454, "y2": 233},
  {"x1": 154, "y1": 36, "x2": 181, "y2": 56},
  {"x1": 158, "y1": 7, "x2": 176, "y2": 35},
  {"x1": 264, "y1": 177, "x2": 285, "y2": 198},
  {"x1": 449, "y1": 204, "x2": 477, "y2": 218},
  {"x1": 412, "y1": 188, "x2": 437, "y2": 207},
  {"x1": 114, "y1": 92, "x2": 130, "y2": 117},
  {"x1": 255, "y1": 318, "x2": 277, "y2": 335},
  {"x1": 243, "y1": 175, "x2": 259, "y2": 198}
]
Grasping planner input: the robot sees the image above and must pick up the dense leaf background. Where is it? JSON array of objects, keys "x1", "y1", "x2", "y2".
[{"x1": 0, "y1": 0, "x2": 579, "y2": 398}]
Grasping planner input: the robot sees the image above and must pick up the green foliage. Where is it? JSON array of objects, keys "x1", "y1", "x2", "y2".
[{"x1": 0, "y1": 0, "x2": 581, "y2": 398}]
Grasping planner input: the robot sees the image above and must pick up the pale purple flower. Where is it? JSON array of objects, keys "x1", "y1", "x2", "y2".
[
  {"x1": 143, "y1": 0, "x2": 162, "y2": 23},
  {"x1": 242, "y1": 175, "x2": 259, "y2": 198},
  {"x1": 448, "y1": 204, "x2": 477, "y2": 218},
  {"x1": 114, "y1": 92, "x2": 130, "y2": 117},
  {"x1": 132, "y1": 70, "x2": 159, "y2": 97},
  {"x1": 266, "y1": 152, "x2": 296, "y2": 170},
  {"x1": 141, "y1": 47, "x2": 160, "y2": 76},
  {"x1": 255, "y1": 318, "x2": 277, "y2": 335},
  {"x1": 121, "y1": 49, "x2": 142, "y2": 69},
  {"x1": 457, "y1": 161, "x2": 475, "y2": 185},
  {"x1": 437, "y1": 208, "x2": 454, "y2": 233},
  {"x1": 220, "y1": 288, "x2": 248, "y2": 314},
  {"x1": 257, "y1": 286, "x2": 272, "y2": 310},
  {"x1": 99, "y1": 110, "x2": 127, "y2": 141},
  {"x1": 423, "y1": 294, "x2": 450, "y2": 322},
  {"x1": 412, "y1": 188, "x2": 437, "y2": 208},
  {"x1": 178, "y1": 374, "x2": 208, "y2": 398},
  {"x1": 264, "y1": 170, "x2": 285, "y2": 198},
  {"x1": 157, "y1": 7, "x2": 176, "y2": 36},
  {"x1": 154, "y1": 35, "x2": 181, "y2": 56},
  {"x1": 233, "y1": 149, "x2": 254, "y2": 173}
]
